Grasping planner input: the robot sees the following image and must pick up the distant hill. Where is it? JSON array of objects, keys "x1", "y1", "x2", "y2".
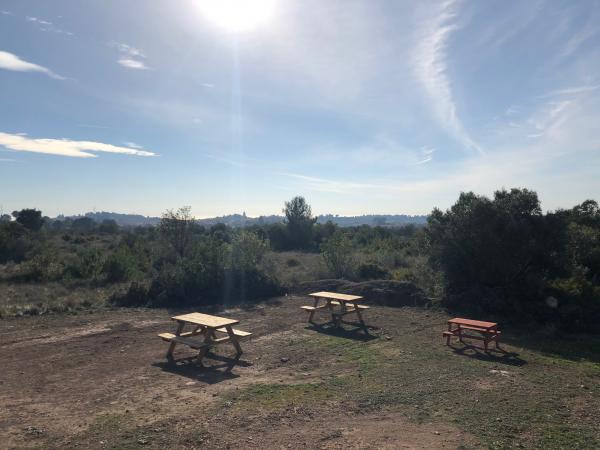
[
  {"x1": 58, "y1": 212, "x2": 161, "y2": 227},
  {"x1": 57, "y1": 211, "x2": 427, "y2": 228}
]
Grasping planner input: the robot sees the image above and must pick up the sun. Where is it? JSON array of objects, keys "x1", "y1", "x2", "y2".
[{"x1": 195, "y1": 0, "x2": 277, "y2": 33}]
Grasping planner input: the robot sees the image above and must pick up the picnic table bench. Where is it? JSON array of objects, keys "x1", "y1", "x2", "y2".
[
  {"x1": 302, "y1": 291, "x2": 370, "y2": 328},
  {"x1": 158, "y1": 312, "x2": 251, "y2": 362},
  {"x1": 443, "y1": 317, "x2": 501, "y2": 352}
]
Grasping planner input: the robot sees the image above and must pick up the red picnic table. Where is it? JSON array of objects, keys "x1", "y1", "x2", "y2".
[{"x1": 443, "y1": 317, "x2": 501, "y2": 352}]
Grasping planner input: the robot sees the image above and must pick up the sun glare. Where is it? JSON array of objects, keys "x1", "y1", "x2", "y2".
[{"x1": 195, "y1": 0, "x2": 276, "y2": 33}]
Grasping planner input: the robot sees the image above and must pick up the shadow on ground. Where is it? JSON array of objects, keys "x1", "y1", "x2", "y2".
[
  {"x1": 305, "y1": 321, "x2": 379, "y2": 342},
  {"x1": 449, "y1": 343, "x2": 526, "y2": 367},
  {"x1": 152, "y1": 353, "x2": 253, "y2": 384}
]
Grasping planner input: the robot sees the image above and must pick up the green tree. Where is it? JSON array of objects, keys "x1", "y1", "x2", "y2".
[
  {"x1": 283, "y1": 196, "x2": 316, "y2": 249},
  {"x1": 426, "y1": 188, "x2": 551, "y2": 291},
  {"x1": 321, "y1": 230, "x2": 355, "y2": 278},
  {"x1": 72, "y1": 217, "x2": 96, "y2": 233},
  {"x1": 159, "y1": 206, "x2": 195, "y2": 257},
  {"x1": 98, "y1": 219, "x2": 119, "y2": 234},
  {"x1": 12, "y1": 209, "x2": 44, "y2": 231},
  {"x1": 230, "y1": 231, "x2": 269, "y2": 272}
]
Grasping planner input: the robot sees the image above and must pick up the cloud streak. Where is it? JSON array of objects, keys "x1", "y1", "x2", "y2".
[
  {"x1": 0, "y1": 50, "x2": 65, "y2": 79},
  {"x1": 110, "y1": 42, "x2": 150, "y2": 70},
  {"x1": 412, "y1": 0, "x2": 482, "y2": 153},
  {"x1": 0, "y1": 132, "x2": 156, "y2": 158}
]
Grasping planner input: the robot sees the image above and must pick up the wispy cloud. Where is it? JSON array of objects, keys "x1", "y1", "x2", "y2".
[
  {"x1": 124, "y1": 141, "x2": 143, "y2": 149},
  {"x1": 118, "y1": 58, "x2": 149, "y2": 70},
  {"x1": 412, "y1": 0, "x2": 482, "y2": 153},
  {"x1": 416, "y1": 147, "x2": 436, "y2": 165},
  {"x1": 0, "y1": 50, "x2": 65, "y2": 79},
  {"x1": 110, "y1": 42, "x2": 150, "y2": 70},
  {"x1": 25, "y1": 15, "x2": 74, "y2": 36},
  {"x1": 1, "y1": 10, "x2": 13, "y2": 16},
  {"x1": 0, "y1": 132, "x2": 156, "y2": 158},
  {"x1": 538, "y1": 84, "x2": 600, "y2": 98}
]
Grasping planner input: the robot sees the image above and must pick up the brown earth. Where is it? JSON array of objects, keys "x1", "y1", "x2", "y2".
[
  {"x1": 0, "y1": 296, "x2": 477, "y2": 449},
  {"x1": 1, "y1": 295, "x2": 599, "y2": 449}
]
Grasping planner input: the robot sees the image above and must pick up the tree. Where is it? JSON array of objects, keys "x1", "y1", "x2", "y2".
[
  {"x1": 321, "y1": 230, "x2": 355, "y2": 278},
  {"x1": 99, "y1": 219, "x2": 119, "y2": 234},
  {"x1": 426, "y1": 188, "x2": 550, "y2": 293},
  {"x1": 283, "y1": 196, "x2": 316, "y2": 249},
  {"x1": 72, "y1": 217, "x2": 96, "y2": 233},
  {"x1": 12, "y1": 209, "x2": 44, "y2": 231},
  {"x1": 159, "y1": 206, "x2": 195, "y2": 257}
]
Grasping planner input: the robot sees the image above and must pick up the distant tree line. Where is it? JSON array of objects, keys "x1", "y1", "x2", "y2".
[{"x1": 1, "y1": 190, "x2": 599, "y2": 332}]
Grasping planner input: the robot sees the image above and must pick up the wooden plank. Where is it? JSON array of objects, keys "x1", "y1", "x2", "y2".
[
  {"x1": 215, "y1": 327, "x2": 252, "y2": 338},
  {"x1": 448, "y1": 317, "x2": 497, "y2": 329},
  {"x1": 160, "y1": 328, "x2": 251, "y2": 341},
  {"x1": 458, "y1": 325, "x2": 502, "y2": 334},
  {"x1": 346, "y1": 305, "x2": 370, "y2": 311},
  {"x1": 171, "y1": 312, "x2": 239, "y2": 329},
  {"x1": 308, "y1": 291, "x2": 363, "y2": 302}
]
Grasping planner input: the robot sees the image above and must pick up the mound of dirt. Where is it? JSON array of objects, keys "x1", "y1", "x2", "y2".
[{"x1": 294, "y1": 279, "x2": 429, "y2": 307}]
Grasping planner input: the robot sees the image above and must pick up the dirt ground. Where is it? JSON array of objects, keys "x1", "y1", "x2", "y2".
[{"x1": 0, "y1": 295, "x2": 598, "y2": 449}]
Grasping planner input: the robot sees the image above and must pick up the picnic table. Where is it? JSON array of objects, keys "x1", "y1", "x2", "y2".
[
  {"x1": 301, "y1": 291, "x2": 370, "y2": 328},
  {"x1": 158, "y1": 312, "x2": 252, "y2": 362},
  {"x1": 443, "y1": 317, "x2": 501, "y2": 352}
]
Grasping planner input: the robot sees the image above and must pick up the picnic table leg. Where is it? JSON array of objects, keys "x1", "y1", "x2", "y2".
[
  {"x1": 446, "y1": 323, "x2": 453, "y2": 345},
  {"x1": 309, "y1": 297, "x2": 320, "y2": 322},
  {"x1": 334, "y1": 301, "x2": 346, "y2": 327},
  {"x1": 197, "y1": 326, "x2": 213, "y2": 362},
  {"x1": 166, "y1": 321, "x2": 185, "y2": 360},
  {"x1": 225, "y1": 325, "x2": 243, "y2": 356},
  {"x1": 353, "y1": 302, "x2": 367, "y2": 331}
]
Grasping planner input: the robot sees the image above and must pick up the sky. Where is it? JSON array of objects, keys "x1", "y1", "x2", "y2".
[{"x1": 1, "y1": 0, "x2": 599, "y2": 218}]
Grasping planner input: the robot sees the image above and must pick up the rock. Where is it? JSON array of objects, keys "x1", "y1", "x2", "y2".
[
  {"x1": 280, "y1": 357, "x2": 289, "y2": 363},
  {"x1": 24, "y1": 426, "x2": 45, "y2": 436}
]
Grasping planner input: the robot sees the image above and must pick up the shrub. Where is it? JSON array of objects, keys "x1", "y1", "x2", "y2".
[
  {"x1": 20, "y1": 250, "x2": 64, "y2": 281},
  {"x1": 110, "y1": 282, "x2": 149, "y2": 307},
  {"x1": 103, "y1": 246, "x2": 136, "y2": 282},
  {"x1": 321, "y1": 230, "x2": 355, "y2": 278},
  {"x1": 68, "y1": 248, "x2": 105, "y2": 280},
  {"x1": 357, "y1": 263, "x2": 390, "y2": 281},
  {"x1": 230, "y1": 231, "x2": 269, "y2": 272},
  {"x1": 0, "y1": 222, "x2": 32, "y2": 263},
  {"x1": 286, "y1": 258, "x2": 300, "y2": 267}
]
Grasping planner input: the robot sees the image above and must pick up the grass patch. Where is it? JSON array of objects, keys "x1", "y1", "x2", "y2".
[{"x1": 224, "y1": 381, "x2": 346, "y2": 410}]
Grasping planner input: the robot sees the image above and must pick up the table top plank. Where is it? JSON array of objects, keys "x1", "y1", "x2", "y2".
[
  {"x1": 171, "y1": 312, "x2": 239, "y2": 329},
  {"x1": 448, "y1": 317, "x2": 497, "y2": 329},
  {"x1": 308, "y1": 291, "x2": 363, "y2": 302}
]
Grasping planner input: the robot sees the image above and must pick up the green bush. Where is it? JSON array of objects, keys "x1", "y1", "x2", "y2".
[
  {"x1": 110, "y1": 282, "x2": 149, "y2": 307},
  {"x1": 67, "y1": 248, "x2": 105, "y2": 280},
  {"x1": 320, "y1": 230, "x2": 355, "y2": 278},
  {"x1": 103, "y1": 246, "x2": 136, "y2": 282},
  {"x1": 357, "y1": 263, "x2": 390, "y2": 280}
]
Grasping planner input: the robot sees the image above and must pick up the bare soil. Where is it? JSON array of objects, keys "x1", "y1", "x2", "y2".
[{"x1": 0, "y1": 296, "x2": 598, "y2": 449}]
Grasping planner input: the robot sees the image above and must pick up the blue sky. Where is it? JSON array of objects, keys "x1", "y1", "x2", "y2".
[{"x1": 1, "y1": 0, "x2": 599, "y2": 218}]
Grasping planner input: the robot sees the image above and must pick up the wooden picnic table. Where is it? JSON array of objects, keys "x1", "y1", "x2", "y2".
[
  {"x1": 301, "y1": 291, "x2": 370, "y2": 328},
  {"x1": 158, "y1": 312, "x2": 251, "y2": 362},
  {"x1": 443, "y1": 317, "x2": 501, "y2": 352}
]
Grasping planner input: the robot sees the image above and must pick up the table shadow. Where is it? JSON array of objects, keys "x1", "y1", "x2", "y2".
[
  {"x1": 305, "y1": 321, "x2": 379, "y2": 342},
  {"x1": 152, "y1": 352, "x2": 252, "y2": 384},
  {"x1": 448, "y1": 342, "x2": 526, "y2": 367}
]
